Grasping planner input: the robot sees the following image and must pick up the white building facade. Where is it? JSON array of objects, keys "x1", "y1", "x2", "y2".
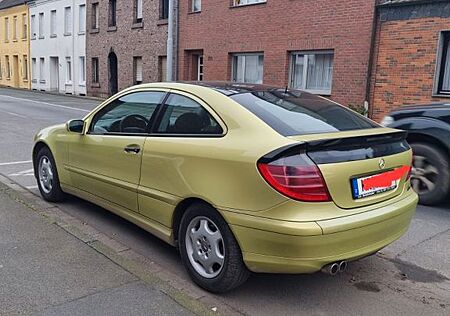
[{"x1": 29, "y1": 0, "x2": 86, "y2": 95}]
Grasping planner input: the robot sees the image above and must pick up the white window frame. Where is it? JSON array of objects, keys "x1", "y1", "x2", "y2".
[
  {"x1": 39, "y1": 57, "x2": 45, "y2": 82},
  {"x1": 92, "y1": 3, "x2": 99, "y2": 29},
  {"x1": 13, "y1": 16, "x2": 18, "y2": 40},
  {"x1": 231, "y1": 53, "x2": 264, "y2": 84},
  {"x1": 31, "y1": 58, "x2": 37, "y2": 81},
  {"x1": 22, "y1": 13, "x2": 27, "y2": 39},
  {"x1": 79, "y1": 5, "x2": 86, "y2": 34},
  {"x1": 79, "y1": 56, "x2": 86, "y2": 85},
  {"x1": 232, "y1": 0, "x2": 266, "y2": 7},
  {"x1": 5, "y1": 17, "x2": 9, "y2": 42},
  {"x1": 50, "y1": 10, "x2": 57, "y2": 37},
  {"x1": 92, "y1": 57, "x2": 99, "y2": 83},
  {"x1": 289, "y1": 50, "x2": 334, "y2": 95},
  {"x1": 30, "y1": 15, "x2": 36, "y2": 39},
  {"x1": 66, "y1": 57, "x2": 72, "y2": 84},
  {"x1": 23, "y1": 55, "x2": 28, "y2": 80},
  {"x1": 197, "y1": 55, "x2": 204, "y2": 81},
  {"x1": 192, "y1": 0, "x2": 201, "y2": 12},
  {"x1": 38, "y1": 13, "x2": 44, "y2": 39},
  {"x1": 64, "y1": 7, "x2": 72, "y2": 36}
]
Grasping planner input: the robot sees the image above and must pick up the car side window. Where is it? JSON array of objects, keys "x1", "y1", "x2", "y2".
[
  {"x1": 90, "y1": 91, "x2": 166, "y2": 135},
  {"x1": 156, "y1": 94, "x2": 223, "y2": 135}
]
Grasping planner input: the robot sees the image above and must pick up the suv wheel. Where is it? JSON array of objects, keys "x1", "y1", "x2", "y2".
[{"x1": 410, "y1": 143, "x2": 449, "y2": 205}]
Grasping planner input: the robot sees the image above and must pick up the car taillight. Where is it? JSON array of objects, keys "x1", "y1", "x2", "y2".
[{"x1": 257, "y1": 153, "x2": 331, "y2": 202}]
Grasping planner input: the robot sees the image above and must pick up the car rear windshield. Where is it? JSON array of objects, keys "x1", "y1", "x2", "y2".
[{"x1": 230, "y1": 90, "x2": 379, "y2": 136}]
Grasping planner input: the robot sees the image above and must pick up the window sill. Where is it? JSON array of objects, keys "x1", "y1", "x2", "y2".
[
  {"x1": 22, "y1": 37, "x2": 27, "y2": 41},
  {"x1": 79, "y1": 82, "x2": 86, "y2": 87},
  {"x1": 132, "y1": 21, "x2": 144, "y2": 29},
  {"x1": 107, "y1": 26, "x2": 117, "y2": 32},
  {"x1": 4, "y1": 40, "x2": 9, "y2": 43},
  {"x1": 31, "y1": 37, "x2": 36, "y2": 40},
  {"x1": 230, "y1": 2, "x2": 267, "y2": 9},
  {"x1": 78, "y1": 31, "x2": 86, "y2": 36},
  {"x1": 432, "y1": 93, "x2": 450, "y2": 98},
  {"x1": 23, "y1": 79, "x2": 28, "y2": 82},
  {"x1": 12, "y1": 39, "x2": 18, "y2": 42},
  {"x1": 6, "y1": 77, "x2": 11, "y2": 80},
  {"x1": 64, "y1": 32, "x2": 72, "y2": 37},
  {"x1": 188, "y1": 10, "x2": 201, "y2": 15},
  {"x1": 65, "y1": 82, "x2": 73, "y2": 86},
  {"x1": 38, "y1": 36, "x2": 45, "y2": 39},
  {"x1": 91, "y1": 82, "x2": 100, "y2": 88},
  {"x1": 40, "y1": 80, "x2": 46, "y2": 84},
  {"x1": 157, "y1": 19, "x2": 168, "y2": 26},
  {"x1": 50, "y1": 34, "x2": 57, "y2": 38},
  {"x1": 32, "y1": 79, "x2": 37, "y2": 83},
  {"x1": 90, "y1": 28, "x2": 99, "y2": 34}
]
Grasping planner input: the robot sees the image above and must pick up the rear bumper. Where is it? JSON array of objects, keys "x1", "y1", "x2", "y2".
[{"x1": 222, "y1": 189, "x2": 418, "y2": 274}]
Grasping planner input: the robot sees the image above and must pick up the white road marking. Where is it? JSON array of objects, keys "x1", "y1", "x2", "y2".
[
  {"x1": 9, "y1": 168, "x2": 34, "y2": 176},
  {"x1": 0, "y1": 109, "x2": 27, "y2": 118},
  {"x1": 0, "y1": 160, "x2": 32, "y2": 166},
  {"x1": 26, "y1": 185, "x2": 38, "y2": 190},
  {"x1": 0, "y1": 94, "x2": 90, "y2": 113}
]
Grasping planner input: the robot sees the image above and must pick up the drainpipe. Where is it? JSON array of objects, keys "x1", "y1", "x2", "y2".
[{"x1": 166, "y1": 0, "x2": 174, "y2": 81}]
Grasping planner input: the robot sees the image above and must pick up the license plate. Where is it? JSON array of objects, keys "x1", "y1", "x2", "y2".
[{"x1": 351, "y1": 173, "x2": 399, "y2": 199}]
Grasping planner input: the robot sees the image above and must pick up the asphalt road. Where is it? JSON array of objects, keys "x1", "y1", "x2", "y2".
[{"x1": 1, "y1": 87, "x2": 449, "y2": 315}]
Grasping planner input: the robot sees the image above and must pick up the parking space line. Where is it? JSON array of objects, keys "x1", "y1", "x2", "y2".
[
  {"x1": 0, "y1": 109, "x2": 28, "y2": 119},
  {"x1": 0, "y1": 160, "x2": 32, "y2": 166},
  {"x1": 0, "y1": 95, "x2": 90, "y2": 113},
  {"x1": 9, "y1": 168, "x2": 35, "y2": 176}
]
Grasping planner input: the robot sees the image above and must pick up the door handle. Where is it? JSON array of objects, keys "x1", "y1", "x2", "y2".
[{"x1": 124, "y1": 145, "x2": 141, "y2": 154}]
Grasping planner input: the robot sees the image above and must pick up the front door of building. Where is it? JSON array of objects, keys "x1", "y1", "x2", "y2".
[
  {"x1": 49, "y1": 57, "x2": 59, "y2": 92},
  {"x1": 108, "y1": 52, "x2": 118, "y2": 96}
]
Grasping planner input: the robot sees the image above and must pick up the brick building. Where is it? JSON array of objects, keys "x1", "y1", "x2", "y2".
[
  {"x1": 370, "y1": 0, "x2": 450, "y2": 120},
  {"x1": 178, "y1": 0, "x2": 377, "y2": 109},
  {"x1": 86, "y1": 0, "x2": 169, "y2": 98}
]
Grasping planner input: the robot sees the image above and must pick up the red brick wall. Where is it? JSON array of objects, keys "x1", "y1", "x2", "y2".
[
  {"x1": 178, "y1": 0, "x2": 376, "y2": 108},
  {"x1": 370, "y1": 16, "x2": 450, "y2": 121}
]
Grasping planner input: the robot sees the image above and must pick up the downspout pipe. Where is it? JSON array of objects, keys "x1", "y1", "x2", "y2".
[{"x1": 166, "y1": 0, "x2": 174, "y2": 81}]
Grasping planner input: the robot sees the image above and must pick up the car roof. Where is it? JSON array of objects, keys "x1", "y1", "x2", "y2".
[
  {"x1": 127, "y1": 81, "x2": 293, "y2": 96},
  {"x1": 390, "y1": 103, "x2": 450, "y2": 113}
]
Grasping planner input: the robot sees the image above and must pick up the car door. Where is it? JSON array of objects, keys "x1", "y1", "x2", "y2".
[
  {"x1": 68, "y1": 90, "x2": 167, "y2": 211},
  {"x1": 138, "y1": 91, "x2": 225, "y2": 227}
]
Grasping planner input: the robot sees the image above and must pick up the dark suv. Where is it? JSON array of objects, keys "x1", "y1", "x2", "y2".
[{"x1": 382, "y1": 104, "x2": 450, "y2": 205}]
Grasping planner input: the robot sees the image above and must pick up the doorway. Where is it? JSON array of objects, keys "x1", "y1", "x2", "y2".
[
  {"x1": 12, "y1": 55, "x2": 19, "y2": 87},
  {"x1": 49, "y1": 57, "x2": 59, "y2": 91},
  {"x1": 108, "y1": 51, "x2": 118, "y2": 96}
]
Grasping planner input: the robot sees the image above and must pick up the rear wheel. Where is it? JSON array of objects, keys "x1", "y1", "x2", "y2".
[
  {"x1": 35, "y1": 147, "x2": 65, "y2": 202},
  {"x1": 410, "y1": 143, "x2": 449, "y2": 205},
  {"x1": 178, "y1": 202, "x2": 250, "y2": 293}
]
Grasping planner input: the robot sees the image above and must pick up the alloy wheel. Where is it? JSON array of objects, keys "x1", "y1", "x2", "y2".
[
  {"x1": 38, "y1": 156, "x2": 54, "y2": 194},
  {"x1": 411, "y1": 155, "x2": 439, "y2": 195}
]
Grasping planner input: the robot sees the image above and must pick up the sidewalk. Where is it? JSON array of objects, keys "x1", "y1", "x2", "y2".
[{"x1": 0, "y1": 182, "x2": 194, "y2": 316}]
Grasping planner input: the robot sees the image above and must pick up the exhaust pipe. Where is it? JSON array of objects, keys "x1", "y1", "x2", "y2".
[
  {"x1": 321, "y1": 262, "x2": 340, "y2": 276},
  {"x1": 338, "y1": 261, "x2": 348, "y2": 273}
]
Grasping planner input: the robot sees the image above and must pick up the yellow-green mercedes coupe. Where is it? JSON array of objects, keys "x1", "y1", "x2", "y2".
[{"x1": 33, "y1": 82, "x2": 418, "y2": 292}]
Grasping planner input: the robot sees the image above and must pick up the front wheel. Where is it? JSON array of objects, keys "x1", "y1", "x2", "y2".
[
  {"x1": 410, "y1": 143, "x2": 449, "y2": 205},
  {"x1": 179, "y1": 202, "x2": 250, "y2": 293},
  {"x1": 35, "y1": 147, "x2": 65, "y2": 202}
]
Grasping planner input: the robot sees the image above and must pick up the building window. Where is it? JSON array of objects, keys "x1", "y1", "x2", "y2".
[
  {"x1": 192, "y1": 0, "x2": 201, "y2": 12},
  {"x1": 79, "y1": 56, "x2": 86, "y2": 84},
  {"x1": 79, "y1": 5, "x2": 86, "y2": 33},
  {"x1": 289, "y1": 51, "x2": 334, "y2": 95},
  {"x1": 92, "y1": 3, "x2": 99, "y2": 29},
  {"x1": 38, "y1": 13, "x2": 44, "y2": 38},
  {"x1": 66, "y1": 57, "x2": 72, "y2": 83},
  {"x1": 23, "y1": 55, "x2": 28, "y2": 80},
  {"x1": 159, "y1": 56, "x2": 167, "y2": 81},
  {"x1": 134, "y1": 0, "x2": 143, "y2": 23},
  {"x1": 435, "y1": 32, "x2": 450, "y2": 95},
  {"x1": 197, "y1": 55, "x2": 204, "y2": 81},
  {"x1": 39, "y1": 57, "x2": 45, "y2": 82},
  {"x1": 232, "y1": 0, "x2": 266, "y2": 6},
  {"x1": 32, "y1": 58, "x2": 37, "y2": 81},
  {"x1": 108, "y1": 0, "x2": 117, "y2": 27},
  {"x1": 30, "y1": 15, "x2": 36, "y2": 39},
  {"x1": 6, "y1": 56, "x2": 10, "y2": 78},
  {"x1": 5, "y1": 17, "x2": 9, "y2": 42},
  {"x1": 133, "y1": 56, "x2": 143, "y2": 84},
  {"x1": 160, "y1": 0, "x2": 169, "y2": 19},
  {"x1": 64, "y1": 7, "x2": 72, "y2": 35},
  {"x1": 92, "y1": 57, "x2": 99, "y2": 83},
  {"x1": 50, "y1": 10, "x2": 57, "y2": 37},
  {"x1": 13, "y1": 16, "x2": 18, "y2": 40},
  {"x1": 0, "y1": 58, "x2": 2, "y2": 79},
  {"x1": 232, "y1": 53, "x2": 264, "y2": 84},
  {"x1": 22, "y1": 13, "x2": 27, "y2": 39}
]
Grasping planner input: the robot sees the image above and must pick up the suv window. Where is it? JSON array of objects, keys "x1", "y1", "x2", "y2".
[
  {"x1": 90, "y1": 91, "x2": 166, "y2": 135},
  {"x1": 156, "y1": 94, "x2": 223, "y2": 135},
  {"x1": 230, "y1": 90, "x2": 378, "y2": 136}
]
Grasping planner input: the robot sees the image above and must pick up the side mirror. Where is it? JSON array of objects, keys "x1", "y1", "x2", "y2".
[{"x1": 67, "y1": 119, "x2": 85, "y2": 134}]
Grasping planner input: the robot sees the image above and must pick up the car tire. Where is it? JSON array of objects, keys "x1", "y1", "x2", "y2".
[
  {"x1": 410, "y1": 142, "x2": 449, "y2": 206},
  {"x1": 35, "y1": 146, "x2": 65, "y2": 202},
  {"x1": 178, "y1": 202, "x2": 250, "y2": 293}
]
